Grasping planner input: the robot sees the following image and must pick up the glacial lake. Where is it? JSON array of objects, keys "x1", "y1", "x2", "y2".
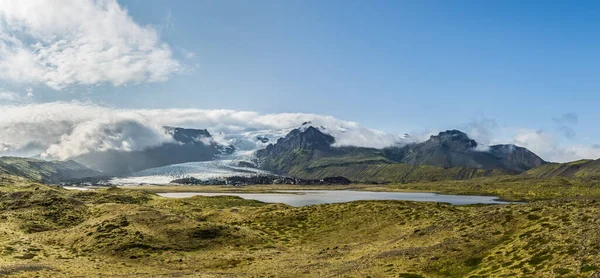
[{"x1": 157, "y1": 190, "x2": 513, "y2": 206}]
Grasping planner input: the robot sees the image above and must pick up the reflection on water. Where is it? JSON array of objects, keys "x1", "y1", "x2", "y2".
[{"x1": 157, "y1": 190, "x2": 513, "y2": 206}]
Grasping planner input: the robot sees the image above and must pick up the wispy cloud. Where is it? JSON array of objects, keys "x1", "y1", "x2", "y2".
[
  {"x1": 508, "y1": 128, "x2": 600, "y2": 162},
  {"x1": 552, "y1": 112, "x2": 578, "y2": 138},
  {"x1": 0, "y1": 89, "x2": 34, "y2": 103},
  {"x1": 460, "y1": 115, "x2": 599, "y2": 162},
  {"x1": 462, "y1": 118, "x2": 498, "y2": 149},
  {"x1": 0, "y1": 0, "x2": 180, "y2": 90},
  {"x1": 181, "y1": 49, "x2": 196, "y2": 59},
  {"x1": 553, "y1": 113, "x2": 578, "y2": 125},
  {"x1": 0, "y1": 91, "x2": 18, "y2": 102}
]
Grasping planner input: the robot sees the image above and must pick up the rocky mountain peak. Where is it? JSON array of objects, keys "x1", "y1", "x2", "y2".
[
  {"x1": 428, "y1": 129, "x2": 477, "y2": 150},
  {"x1": 164, "y1": 126, "x2": 212, "y2": 144},
  {"x1": 256, "y1": 126, "x2": 334, "y2": 159}
]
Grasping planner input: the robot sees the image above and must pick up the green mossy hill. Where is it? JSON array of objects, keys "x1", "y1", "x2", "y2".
[
  {"x1": 381, "y1": 175, "x2": 600, "y2": 201},
  {"x1": 525, "y1": 159, "x2": 600, "y2": 179},
  {"x1": 0, "y1": 156, "x2": 101, "y2": 184},
  {"x1": 292, "y1": 163, "x2": 508, "y2": 183},
  {"x1": 0, "y1": 173, "x2": 599, "y2": 277}
]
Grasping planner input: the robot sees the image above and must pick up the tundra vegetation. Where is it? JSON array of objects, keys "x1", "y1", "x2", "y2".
[{"x1": 0, "y1": 174, "x2": 599, "y2": 277}]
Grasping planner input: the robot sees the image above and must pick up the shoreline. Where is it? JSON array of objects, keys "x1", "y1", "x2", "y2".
[{"x1": 118, "y1": 183, "x2": 525, "y2": 203}]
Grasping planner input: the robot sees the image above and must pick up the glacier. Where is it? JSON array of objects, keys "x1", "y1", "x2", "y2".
[{"x1": 110, "y1": 128, "x2": 292, "y2": 185}]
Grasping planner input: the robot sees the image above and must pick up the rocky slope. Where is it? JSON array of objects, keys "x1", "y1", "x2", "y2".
[{"x1": 73, "y1": 127, "x2": 234, "y2": 175}]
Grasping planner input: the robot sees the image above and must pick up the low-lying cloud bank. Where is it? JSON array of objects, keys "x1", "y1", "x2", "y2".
[
  {"x1": 461, "y1": 115, "x2": 600, "y2": 163},
  {"x1": 0, "y1": 102, "x2": 408, "y2": 160},
  {"x1": 505, "y1": 129, "x2": 600, "y2": 163},
  {"x1": 1, "y1": 102, "x2": 598, "y2": 163}
]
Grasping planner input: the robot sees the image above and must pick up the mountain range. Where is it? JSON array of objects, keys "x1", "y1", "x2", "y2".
[
  {"x1": 255, "y1": 127, "x2": 546, "y2": 182},
  {"x1": 2, "y1": 124, "x2": 599, "y2": 184}
]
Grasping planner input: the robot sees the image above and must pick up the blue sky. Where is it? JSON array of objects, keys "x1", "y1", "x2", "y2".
[
  {"x1": 1, "y1": 0, "x2": 599, "y2": 161},
  {"x1": 46, "y1": 1, "x2": 600, "y2": 131}
]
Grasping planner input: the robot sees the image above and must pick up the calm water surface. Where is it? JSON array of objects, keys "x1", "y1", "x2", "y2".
[{"x1": 157, "y1": 190, "x2": 512, "y2": 206}]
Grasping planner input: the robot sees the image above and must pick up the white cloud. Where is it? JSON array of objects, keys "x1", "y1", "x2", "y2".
[
  {"x1": 501, "y1": 129, "x2": 600, "y2": 162},
  {"x1": 0, "y1": 0, "x2": 180, "y2": 90},
  {"x1": 25, "y1": 88, "x2": 33, "y2": 97},
  {"x1": 455, "y1": 116, "x2": 600, "y2": 162},
  {"x1": 462, "y1": 118, "x2": 498, "y2": 151},
  {"x1": 182, "y1": 49, "x2": 196, "y2": 59},
  {"x1": 3, "y1": 102, "x2": 597, "y2": 163},
  {"x1": 0, "y1": 102, "x2": 409, "y2": 160}
]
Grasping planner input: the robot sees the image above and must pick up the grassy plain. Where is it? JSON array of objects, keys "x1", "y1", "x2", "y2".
[{"x1": 0, "y1": 174, "x2": 599, "y2": 277}]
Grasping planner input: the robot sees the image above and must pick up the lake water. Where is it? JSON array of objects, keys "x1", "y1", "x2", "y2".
[
  {"x1": 157, "y1": 190, "x2": 512, "y2": 206},
  {"x1": 61, "y1": 186, "x2": 92, "y2": 191}
]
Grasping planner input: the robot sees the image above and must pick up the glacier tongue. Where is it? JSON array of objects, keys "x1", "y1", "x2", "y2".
[
  {"x1": 110, "y1": 159, "x2": 273, "y2": 185},
  {"x1": 110, "y1": 128, "x2": 291, "y2": 185}
]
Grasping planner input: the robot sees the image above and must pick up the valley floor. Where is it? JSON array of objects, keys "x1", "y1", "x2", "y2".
[
  {"x1": 0, "y1": 174, "x2": 599, "y2": 277},
  {"x1": 126, "y1": 175, "x2": 600, "y2": 202}
]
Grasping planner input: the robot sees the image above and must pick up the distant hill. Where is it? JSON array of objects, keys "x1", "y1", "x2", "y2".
[
  {"x1": 0, "y1": 156, "x2": 102, "y2": 183},
  {"x1": 524, "y1": 159, "x2": 600, "y2": 178},
  {"x1": 256, "y1": 126, "x2": 521, "y2": 182},
  {"x1": 72, "y1": 127, "x2": 234, "y2": 175}
]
